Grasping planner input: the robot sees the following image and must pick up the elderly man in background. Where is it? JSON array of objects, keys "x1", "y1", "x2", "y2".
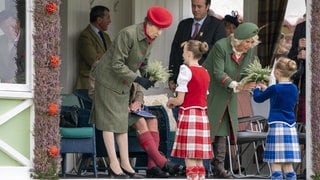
[{"x1": 76, "y1": 5, "x2": 111, "y2": 90}]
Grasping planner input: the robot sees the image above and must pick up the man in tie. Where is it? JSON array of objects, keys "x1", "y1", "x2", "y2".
[
  {"x1": 76, "y1": 5, "x2": 111, "y2": 90},
  {"x1": 168, "y1": 0, "x2": 226, "y2": 92}
]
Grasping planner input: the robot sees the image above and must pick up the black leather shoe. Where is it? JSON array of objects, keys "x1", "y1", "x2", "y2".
[
  {"x1": 213, "y1": 169, "x2": 232, "y2": 179},
  {"x1": 162, "y1": 161, "x2": 185, "y2": 175},
  {"x1": 147, "y1": 166, "x2": 170, "y2": 178},
  {"x1": 121, "y1": 167, "x2": 144, "y2": 179},
  {"x1": 108, "y1": 167, "x2": 129, "y2": 179}
]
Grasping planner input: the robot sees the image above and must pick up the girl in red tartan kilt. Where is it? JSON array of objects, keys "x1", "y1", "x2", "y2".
[{"x1": 167, "y1": 40, "x2": 212, "y2": 180}]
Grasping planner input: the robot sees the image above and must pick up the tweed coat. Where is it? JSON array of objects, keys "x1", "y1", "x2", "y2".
[
  {"x1": 90, "y1": 23, "x2": 153, "y2": 133},
  {"x1": 203, "y1": 37, "x2": 255, "y2": 143},
  {"x1": 168, "y1": 15, "x2": 226, "y2": 82},
  {"x1": 76, "y1": 25, "x2": 111, "y2": 89}
]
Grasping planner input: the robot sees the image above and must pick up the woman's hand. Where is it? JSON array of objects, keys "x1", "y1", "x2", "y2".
[
  {"x1": 237, "y1": 82, "x2": 256, "y2": 91},
  {"x1": 129, "y1": 101, "x2": 142, "y2": 112}
]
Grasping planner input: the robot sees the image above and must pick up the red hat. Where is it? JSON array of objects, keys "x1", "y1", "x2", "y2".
[{"x1": 147, "y1": 6, "x2": 173, "y2": 29}]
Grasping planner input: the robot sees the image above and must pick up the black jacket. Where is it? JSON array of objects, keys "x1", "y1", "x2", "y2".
[{"x1": 168, "y1": 15, "x2": 226, "y2": 83}]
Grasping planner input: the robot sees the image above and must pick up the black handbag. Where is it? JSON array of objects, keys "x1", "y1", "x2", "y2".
[{"x1": 60, "y1": 105, "x2": 79, "y2": 127}]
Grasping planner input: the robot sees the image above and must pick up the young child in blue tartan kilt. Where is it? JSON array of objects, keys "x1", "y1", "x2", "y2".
[
  {"x1": 167, "y1": 40, "x2": 212, "y2": 180},
  {"x1": 253, "y1": 57, "x2": 301, "y2": 180}
]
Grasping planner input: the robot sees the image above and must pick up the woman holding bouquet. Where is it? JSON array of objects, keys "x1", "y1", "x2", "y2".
[
  {"x1": 203, "y1": 22, "x2": 260, "y2": 178},
  {"x1": 90, "y1": 6, "x2": 172, "y2": 178}
]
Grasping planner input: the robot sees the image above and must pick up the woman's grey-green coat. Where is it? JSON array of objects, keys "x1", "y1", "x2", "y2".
[
  {"x1": 203, "y1": 37, "x2": 255, "y2": 143},
  {"x1": 91, "y1": 23, "x2": 153, "y2": 133}
]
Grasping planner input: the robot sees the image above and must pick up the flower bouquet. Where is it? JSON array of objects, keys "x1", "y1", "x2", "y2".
[
  {"x1": 146, "y1": 60, "x2": 171, "y2": 82},
  {"x1": 240, "y1": 57, "x2": 271, "y2": 85}
]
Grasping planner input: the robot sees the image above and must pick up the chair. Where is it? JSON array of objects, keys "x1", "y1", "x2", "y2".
[
  {"x1": 73, "y1": 89, "x2": 92, "y2": 110},
  {"x1": 73, "y1": 89, "x2": 182, "y2": 171},
  {"x1": 60, "y1": 94, "x2": 98, "y2": 177},
  {"x1": 226, "y1": 92, "x2": 271, "y2": 178},
  {"x1": 295, "y1": 122, "x2": 306, "y2": 178}
]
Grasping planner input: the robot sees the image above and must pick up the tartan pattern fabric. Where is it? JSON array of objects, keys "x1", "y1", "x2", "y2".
[
  {"x1": 257, "y1": 0, "x2": 288, "y2": 67},
  {"x1": 263, "y1": 123, "x2": 301, "y2": 163},
  {"x1": 171, "y1": 108, "x2": 213, "y2": 159}
]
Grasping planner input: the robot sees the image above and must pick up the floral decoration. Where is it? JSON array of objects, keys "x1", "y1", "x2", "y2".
[
  {"x1": 46, "y1": 2, "x2": 58, "y2": 14},
  {"x1": 48, "y1": 103, "x2": 59, "y2": 116},
  {"x1": 50, "y1": 55, "x2": 60, "y2": 68},
  {"x1": 32, "y1": 0, "x2": 62, "y2": 179},
  {"x1": 312, "y1": 2, "x2": 320, "y2": 177},
  {"x1": 49, "y1": 145, "x2": 59, "y2": 157}
]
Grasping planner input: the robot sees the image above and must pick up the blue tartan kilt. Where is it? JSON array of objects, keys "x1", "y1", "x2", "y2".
[{"x1": 263, "y1": 123, "x2": 301, "y2": 163}]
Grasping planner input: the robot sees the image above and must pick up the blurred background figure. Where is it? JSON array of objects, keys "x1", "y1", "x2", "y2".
[
  {"x1": 223, "y1": 10, "x2": 241, "y2": 36},
  {"x1": 269, "y1": 33, "x2": 289, "y2": 85},
  {"x1": 0, "y1": 7, "x2": 25, "y2": 84},
  {"x1": 288, "y1": 17, "x2": 306, "y2": 124}
]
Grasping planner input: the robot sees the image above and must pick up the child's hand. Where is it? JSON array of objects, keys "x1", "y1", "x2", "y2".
[
  {"x1": 256, "y1": 82, "x2": 267, "y2": 91},
  {"x1": 242, "y1": 82, "x2": 256, "y2": 91}
]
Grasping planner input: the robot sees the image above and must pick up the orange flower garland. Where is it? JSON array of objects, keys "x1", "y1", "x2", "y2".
[
  {"x1": 49, "y1": 145, "x2": 59, "y2": 157},
  {"x1": 48, "y1": 103, "x2": 59, "y2": 116},
  {"x1": 46, "y1": 2, "x2": 57, "y2": 14},
  {"x1": 50, "y1": 55, "x2": 59, "y2": 68}
]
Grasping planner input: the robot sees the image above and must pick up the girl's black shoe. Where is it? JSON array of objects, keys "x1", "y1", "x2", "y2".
[{"x1": 108, "y1": 167, "x2": 129, "y2": 179}]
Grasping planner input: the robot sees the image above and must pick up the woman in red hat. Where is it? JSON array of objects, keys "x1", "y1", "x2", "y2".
[{"x1": 90, "y1": 6, "x2": 172, "y2": 178}]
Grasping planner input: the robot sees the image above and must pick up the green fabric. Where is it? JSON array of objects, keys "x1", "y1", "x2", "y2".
[
  {"x1": 203, "y1": 36, "x2": 255, "y2": 142},
  {"x1": 60, "y1": 127, "x2": 93, "y2": 138},
  {"x1": 234, "y1": 22, "x2": 259, "y2": 40},
  {"x1": 169, "y1": 131, "x2": 176, "y2": 141}
]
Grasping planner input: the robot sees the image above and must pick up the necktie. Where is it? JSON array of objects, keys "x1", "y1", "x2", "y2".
[
  {"x1": 192, "y1": 23, "x2": 200, "y2": 39},
  {"x1": 98, "y1": 31, "x2": 107, "y2": 50}
]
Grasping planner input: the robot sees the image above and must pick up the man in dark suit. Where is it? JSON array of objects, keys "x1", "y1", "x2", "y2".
[
  {"x1": 168, "y1": 0, "x2": 226, "y2": 92},
  {"x1": 75, "y1": 5, "x2": 112, "y2": 90},
  {"x1": 288, "y1": 19, "x2": 306, "y2": 123}
]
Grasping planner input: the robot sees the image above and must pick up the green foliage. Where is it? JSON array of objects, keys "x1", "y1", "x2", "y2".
[
  {"x1": 240, "y1": 56, "x2": 271, "y2": 85},
  {"x1": 312, "y1": 173, "x2": 320, "y2": 180}
]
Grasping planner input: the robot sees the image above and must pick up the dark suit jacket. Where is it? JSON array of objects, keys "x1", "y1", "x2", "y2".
[
  {"x1": 288, "y1": 21, "x2": 306, "y2": 95},
  {"x1": 169, "y1": 15, "x2": 226, "y2": 82}
]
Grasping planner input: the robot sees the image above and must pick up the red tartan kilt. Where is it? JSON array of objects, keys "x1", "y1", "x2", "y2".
[{"x1": 171, "y1": 108, "x2": 213, "y2": 159}]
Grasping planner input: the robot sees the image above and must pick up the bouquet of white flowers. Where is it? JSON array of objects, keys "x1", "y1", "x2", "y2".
[
  {"x1": 146, "y1": 60, "x2": 171, "y2": 82},
  {"x1": 240, "y1": 57, "x2": 271, "y2": 85}
]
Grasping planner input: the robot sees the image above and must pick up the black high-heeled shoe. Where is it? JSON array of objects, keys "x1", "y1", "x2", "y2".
[
  {"x1": 121, "y1": 167, "x2": 145, "y2": 179},
  {"x1": 108, "y1": 167, "x2": 129, "y2": 179}
]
